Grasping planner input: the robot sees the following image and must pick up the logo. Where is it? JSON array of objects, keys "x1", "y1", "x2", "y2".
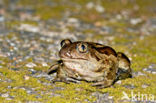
[{"x1": 122, "y1": 91, "x2": 155, "y2": 102}]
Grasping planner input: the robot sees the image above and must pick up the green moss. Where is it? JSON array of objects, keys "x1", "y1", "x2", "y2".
[
  {"x1": 6, "y1": 20, "x2": 38, "y2": 30},
  {"x1": 1, "y1": 0, "x2": 156, "y2": 102},
  {"x1": 6, "y1": 21, "x2": 21, "y2": 29},
  {"x1": 53, "y1": 82, "x2": 96, "y2": 103},
  {"x1": 0, "y1": 34, "x2": 155, "y2": 103}
]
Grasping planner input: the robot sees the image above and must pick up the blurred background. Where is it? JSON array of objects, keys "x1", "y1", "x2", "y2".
[{"x1": 0, "y1": 0, "x2": 156, "y2": 102}]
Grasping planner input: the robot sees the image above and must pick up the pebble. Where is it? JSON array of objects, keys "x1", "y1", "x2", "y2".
[
  {"x1": 100, "y1": 26, "x2": 113, "y2": 34},
  {"x1": 67, "y1": 18, "x2": 79, "y2": 24},
  {"x1": 26, "y1": 62, "x2": 37, "y2": 68},
  {"x1": 132, "y1": 71, "x2": 146, "y2": 77},
  {"x1": 26, "y1": 101, "x2": 41, "y2": 103},
  {"x1": 143, "y1": 67, "x2": 156, "y2": 74},
  {"x1": 86, "y1": 2, "x2": 94, "y2": 9},
  {"x1": 116, "y1": 80, "x2": 122, "y2": 85},
  {"x1": 7, "y1": 86, "x2": 12, "y2": 89},
  {"x1": 42, "y1": 82, "x2": 51, "y2": 86},
  {"x1": 142, "y1": 84, "x2": 149, "y2": 88},
  {"x1": 1, "y1": 93, "x2": 9, "y2": 98},
  {"x1": 6, "y1": 97, "x2": 12, "y2": 100},
  {"x1": 24, "y1": 75, "x2": 30, "y2": 80},
  {"x1": 28, "y1": 68, "x2": 37, "y2": 75},
  {"x1": 92, "y1": 92, "x2": 113, "y2": 103},
  {"x1": 130, "y1": 18, "x2": 142, "y2": 25},
  {"x1": 41, "y1": 62, "x2": 48, "y2": 67},
  {"x1": 50, "y1": 92, "x2": 62, "y2": 97},
  {"x1": 86, "y1": 2, "x2": 105, "y2": 13},
  {"x1": 0, "y1": 15, "x2": 5, "y2": 22},
  {"x1": 95, "y1": 5, "x2": 105, "y2": 13},
  {"x1": 53, "y1": 87, "x2": 64, "y2": 91},
  {"x1": 34, "y1": 72, "x2": 54, "y2": 81},
  {"x1": 5, "y1": 79, "x2": 12, "y2": 83},
  {"x1": 18, "y1": 24, "x2": 40, "y2": 33},
  {"x1": 10, "y1": 68, "x2": 20, "y2": 71},
  {"x1": 123, "y1": 84, "x2": 135, "y2": 89}
]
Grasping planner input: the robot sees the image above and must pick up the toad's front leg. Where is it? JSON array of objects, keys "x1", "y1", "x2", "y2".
[
  {"x1": 52, "y1": 65, "x2": 80, "y2": 84},
  {"x1": 47, "y1": 60, "x2": 69, "y2": 83},
  {"x1": 47, "y1": 60, "x2": 63, "y2": 75}
]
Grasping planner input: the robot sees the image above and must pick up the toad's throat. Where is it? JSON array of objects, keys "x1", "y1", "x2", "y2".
[
  {"x1": 61, "y1": 58, "x2": 99, "y2": 71},
  {"x1": 61, "y1": 58, "x2": 104, "y2": 81}
]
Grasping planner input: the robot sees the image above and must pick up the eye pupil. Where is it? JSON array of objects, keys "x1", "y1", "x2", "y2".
[
  {"x1": 81, "y1": 45, "x2": 85, "y2": 51},
  {"x1": 77, "y1": 43, "x2": 88, "y2": 53}
]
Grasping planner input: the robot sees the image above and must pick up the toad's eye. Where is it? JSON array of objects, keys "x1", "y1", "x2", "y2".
[
  {"x1": 77, "y1": 43, "x2": 88, "y2": 53},
  {"x1": 60, "y1": 39, "x2": 72, "y2": 47}
]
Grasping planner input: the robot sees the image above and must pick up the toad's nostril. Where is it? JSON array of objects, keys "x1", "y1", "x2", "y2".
[{"x1": 60, "y1": 39, "x2": 72, "y2": 47}]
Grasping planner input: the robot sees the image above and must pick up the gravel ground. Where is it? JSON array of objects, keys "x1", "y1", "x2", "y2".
[{"x1": 0, "y1": 0, "x2": 156, "y2": 103}]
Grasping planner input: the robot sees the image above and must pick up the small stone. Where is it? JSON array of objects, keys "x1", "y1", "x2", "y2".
[
  {"x1": 149, "y1": 65, "x2": 153, "y2": 69},
  {"x1": 26, "y1": 62, "x2": 37, "y2": 68},
  {"x1": 10, "y1": 68, "x2": 19, "y2": 71},
  {"x1": 42, "y1": 82, "x2": 51, "y2": 86},
  {"x1": 143, "y1": 67, "x2": 156, "y2": 74},
  {"x1": 94, "y1": 21, "x2": 102, "y2": 27},
  {"x1": 123, "y1": 84, "x2": 135, "y2": 89},
  {"x1": 116, "y1": 80, "x2": 122, "y2": 85},
  {"x1": 6, "y1": 96, "x2": 14, "y2": 100},
  {"x1": 6, "y1": 98, "x2": 12, "y2": 100},
  {"x1": 34, "y1": 72, "x2": 54, "y2": 81},
  {"x1": 53, "y1": 87, "x2": 64, "y2": 91},
  {"x1": 35, "y1": 95, "x2": 42, "y2": 98},
  {"x1": 116, "y1": 14, "x2": 122, "y2": 20},
  {"x1": 132, "y1": 71, "x2": 146, "y2": 77},
  {"x1": 86, "y1": 2, "x2": 94, "y2": 9},
  {"x1": 0, "y1": 15, "x2": 5, "y2": 22},
  {"x1": 67, "y1": 18, "x2": 79, "y2": 24},
  {"x1": 5, "y1": 79, "x2": 12, "y2": 83},
  {"x1": 28, "y1": 69, "x2": 37, "y2": 75},
  {"x1": 27, "y1": 90, "x2": 33, "y2": 94},
  {"x1": 1, "y1": 93, "x2": 9, "y2": 97},
  {"x1": 18, "y1": 24, "x2": 40, "y2": 33},
  {"x1": 26, "y1": 101, "x2": 41, "y2": 103},
  {"x1": 50, "y1": 92, "x2": 62, "y2": 97},
  {"x1": 152, "y1": 71, "x2": 156, "y2": 74},
  {"x1": 24, "y1": 75, "x2": 30, "y2": 80},
  {"x1": 42, "y1": 62, "x2": 48, "y2": 67},
  {"x1": 142, "y1": 84, "x2": 149, "y2": 88},
  {"x1": 75, "y1": 88, "x2": 84, "y2": 92},
  {"x1": 108, "y1": 96, "x2": 114, "y2": 99},
  {"x1": 7, "y1": 86, "x2": 12, "y2": 89},
  {"x1": 91, "y1": 92, "x2": 113, "y2": 103},
  {"x1": 130, "y1": 18, "x2": 142, "y2": 25},
  {"x1": 95, "y1": 5, "x2": 105, "y2": 13}
]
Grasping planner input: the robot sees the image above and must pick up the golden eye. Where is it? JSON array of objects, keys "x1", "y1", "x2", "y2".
[
  {"x1": 60, "y1": 39, "x2": 72, "y2": 47},
  {"x1": 77, "y1": 43, "x2": 88, "y2": 53}
]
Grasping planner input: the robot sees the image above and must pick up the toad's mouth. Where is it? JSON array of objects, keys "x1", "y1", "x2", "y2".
[{"x1": 61, "y1": 58, "x2": 88, "y2": 62}]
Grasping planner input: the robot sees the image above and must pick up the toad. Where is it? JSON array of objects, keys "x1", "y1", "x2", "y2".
[{"x1": 48, "y1": 39, "x2": 132, "y2": 88}]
